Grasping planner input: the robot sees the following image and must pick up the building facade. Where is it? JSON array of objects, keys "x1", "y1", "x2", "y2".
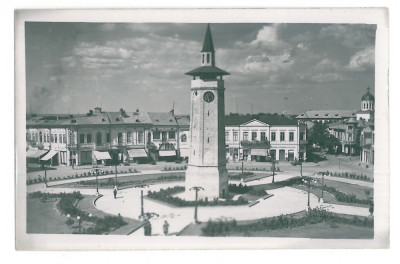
[{"x1": 225, "y1": 114, "x2": 307, "y2": 162}]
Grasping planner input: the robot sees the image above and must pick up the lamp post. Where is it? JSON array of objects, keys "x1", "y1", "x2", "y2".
[
  {"x1": 134, "y1": 184, "x2": 149, "y2": 219},
  {"x1": 43, "y1": 164, "x2": 48, "y2": 187},
  {"x1": 190, "y1": 186, "x2": 204, "y2": 223},
  {"x1": 95, "y1": 170, "x2": 99, "y2": 196},
  {"x1": 77, "y1": 215, "x2": 81, "y2": 234},
  {"x1": 320, "y1": 174, "x2": 325, "y2": 203},
  {"x1": 302, "y1": 177, "x2": 316, "y2": 211},
  {"x1": 69, "y1": 131, "x2": 75, "y2": 169},
  {"x1": 272, "y1": 159, "x2": 275, "y2": 183},
  {"x1": 114, "y1": 164, "x2": 118, "y2": 187}
]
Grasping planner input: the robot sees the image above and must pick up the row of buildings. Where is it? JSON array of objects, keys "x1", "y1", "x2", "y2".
[
  {"x1": 26, "y1": 88, "x2": 374, "y2": 167},
  {"x1": 296, "y1": 87, "x2": 375, "y2": 164},
  {"x1": 26, "y1": 108, "x2": 307, "y2": 167}
]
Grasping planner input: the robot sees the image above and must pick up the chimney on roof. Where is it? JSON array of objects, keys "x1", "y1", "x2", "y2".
[
  {"x1": 136, "y1": 108, "x2": 139, "y2": 112},
  {"x1": 170, "y1": 109, "x2": 175, "y2": 116},
  {"x1": 87, "y1": 110, "x2": 94, "y2": 116},
  {"x1": 94, "y1": 107, "x2": 102, "y2": 113}
]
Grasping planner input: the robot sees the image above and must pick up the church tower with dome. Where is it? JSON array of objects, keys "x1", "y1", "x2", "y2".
[{"x1": 356, "y1": 87, "x2": 374, "y2": 122}]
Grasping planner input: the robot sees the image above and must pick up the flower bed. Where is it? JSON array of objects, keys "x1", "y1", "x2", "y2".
[{"x1": 147, "y1": 186, "x2": 248, "y2": 207}]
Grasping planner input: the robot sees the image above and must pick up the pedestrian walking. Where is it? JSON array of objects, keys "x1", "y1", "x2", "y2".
[
  {"x1": 163, "y1": 220, "x2": 169, "y2": 236},
  {"x1": 113, "y1": 186, "x2": 117, "y2": 199}
]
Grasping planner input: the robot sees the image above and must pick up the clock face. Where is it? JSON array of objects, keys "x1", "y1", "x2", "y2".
[{"x1": 203, "y1": 91, "x2": 215, "y2": 103}]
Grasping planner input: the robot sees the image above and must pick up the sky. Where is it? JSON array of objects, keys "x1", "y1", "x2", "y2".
[{"x1": 25, "y1": 22, "x2": 376, "y2": 115}]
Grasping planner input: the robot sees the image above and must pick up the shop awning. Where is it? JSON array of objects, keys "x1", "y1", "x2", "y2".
[
  {"x1": 250, "y1": 149, "x2": 268, "y2": 156},
  {"x1": 159, "y1": 150, "x2": 176, "y2": 157},
  {"x1": 127, "y1": 148, "x2": 148, "y2": 158},
  {"x1": 26, "y1": 149, "x2": 48, "y2": 159},
  {"x1": 180, "y1": 148, "x2": 189, "y2": 157},
  {"x1": 40, "y1": 150, "x2": 58, "y2": 161},
  {"x1": 93, "y1": 151, "x2": 112, "y2": 160}
]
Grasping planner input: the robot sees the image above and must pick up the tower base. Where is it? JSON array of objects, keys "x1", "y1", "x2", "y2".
[{"x1": 185, "y1": 165, "x2": 228, "y2": 200}]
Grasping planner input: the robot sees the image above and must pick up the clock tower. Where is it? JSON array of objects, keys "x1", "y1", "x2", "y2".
[{"x1": 184, "y1": 24, "x2": 230, "y2": 199}]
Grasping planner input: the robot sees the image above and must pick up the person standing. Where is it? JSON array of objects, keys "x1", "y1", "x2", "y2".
[
  {"x1": 113, "y1": 186, "x2": 117, "y2": 199},
  {"x1": 163, "y1": 220, "x2": 169, "y2": 236}
]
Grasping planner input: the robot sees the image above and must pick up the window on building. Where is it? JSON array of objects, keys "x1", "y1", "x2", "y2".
[
  {"x1": 251, "y1": 132, "x2": 257, "y2": 141},
  {"x1": 127, "y1": 132, "x2": 132, "y2": 143},
  {"x1": 280, "y1": 132, "x2": 285, "y2": 141},
  {"x1": 80, "y1": 134, "x2": 85, "y2": 144},
  {"x1": 63, "y1": 134, "x2": 67, "y2": 144},
  {"x1": 168, "y1": 131, "x2": 176, "y2": 140},
  {"x1": 106, "y1": 133, "x2": 110, "y2": 143},
  {"x1": 47, "y1": 133, "x2": 50, "y2": 143},
  {"x1": 96, "y1": 132, "x2": 102, "y2": 144},
  {"x1": 289, "y1": 132, "x2": 294, "y2": 142},
  {"x1": 233, "y1": 132, "x2": 238, "y2": 141},
  {"x1": 59, "y1": 134, "x2": 62, "y2": 143},
  {"x1": 117, "y1": 132, "x2": 123, "y2": 143},
  {"x1": 87, "y1": 134, "x2": 92, "y2": 143},
  {"x1": 153, "y1": 131, "x2": 160, "y2": 140},
  {"x1": 243, "y1": 132, "x2": 249, "y2": 141},
  {"x1": 260, "y1": 132, "x2": 266, "y2": 141},
  {"x1": 181, "y1": 134, "x2": 187, "y2": 142},
  {"x1": 207, "y1": 53, "x2": 210, "y2": 63},
  {"x1": 271, "y1": 132, "x2": 276, "y2": 141},
  {"x1": 162, "y1": 131, "x2": 167, "y2": 141},
  {"x1": 54, "y1": 134, "x2": 58, "y2": 143},
  {"x1": 225, "y1": 132, "x2": 229, "y2": 140},
  {"x1": 138, "y1": 132, "x2": 144, "y2": 144},
  {"x1": 202, "y1": 54, "x2": 204, "y2": 64}
]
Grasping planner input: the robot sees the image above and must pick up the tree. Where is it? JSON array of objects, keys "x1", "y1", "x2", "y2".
[{"x1": 307, "y1": 123, "x2": 339, "y2": 153}]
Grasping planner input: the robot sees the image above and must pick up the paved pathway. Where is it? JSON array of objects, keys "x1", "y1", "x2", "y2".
[{"x1": 94, "y1": 183, "x2": 370, "y2": 236}]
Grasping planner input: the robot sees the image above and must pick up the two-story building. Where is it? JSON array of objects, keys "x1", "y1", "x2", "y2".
[
  {"x1": 224, "y1": 114, "x2": 307, "y2": 162},
  {"x1": 148, "y1": 111, "x2": 179, "y2": 160}
]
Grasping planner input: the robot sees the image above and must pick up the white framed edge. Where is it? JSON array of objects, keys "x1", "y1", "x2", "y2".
[{"x1": 14, "y1": 8, "x2": 389, "y2": 250}]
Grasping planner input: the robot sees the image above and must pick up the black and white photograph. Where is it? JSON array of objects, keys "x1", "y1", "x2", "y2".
[{"x1": 14, "y1": 8, "x2": 389, "y2": 250}]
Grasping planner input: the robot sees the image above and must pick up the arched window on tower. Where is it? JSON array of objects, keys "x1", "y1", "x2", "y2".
[
  {"x1": 207, "y1": 53, "x2": 210, "y2": 63},
  {"x1": 202, "y1": 54, "x2": 205, "y2": 64}
]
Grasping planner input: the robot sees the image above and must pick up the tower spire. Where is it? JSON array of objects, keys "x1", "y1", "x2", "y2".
[{"x1": 201, "y1": 24, "x2": 215, "y2": 52}]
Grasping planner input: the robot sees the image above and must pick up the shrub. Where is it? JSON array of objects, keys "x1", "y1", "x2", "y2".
[{"x1": 201, "y1": 208, "x2": 373, "y2": 236}]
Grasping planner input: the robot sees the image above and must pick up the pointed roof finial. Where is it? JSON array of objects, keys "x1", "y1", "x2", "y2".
[{"x1": 201, "y1": 24, "x2": 215, "y2": 52}]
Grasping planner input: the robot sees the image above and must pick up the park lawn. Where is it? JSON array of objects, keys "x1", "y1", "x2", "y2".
[
  {"x1": 322, "y1": 179, "x2": 373, "y2": 200},
  {"x1": 27, "y1": 198, "x2": 73, "y2": 234},
  {"x1": 178, "y1": 221, "x2": 373, "y2": 239},
  {"x1": 76, "y1": 195, "x2": 143, "y2": 235},
  {"x1": 230, "y1": 222, "x2": 373, "y2": 239},
  {"x1": 291, "y1": 185, "x2": 336, "y2": 203}
]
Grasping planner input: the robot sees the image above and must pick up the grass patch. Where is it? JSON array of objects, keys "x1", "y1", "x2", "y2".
[
  {"x1": 147, "y1": 186, "x2": 248, "y2": 207},
  {"x1": 28, "y1": 191, "x2": 127, "y2": 234},
  {"x1": 201, "y1": 208, "x2": 373, "y2": 237}
]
